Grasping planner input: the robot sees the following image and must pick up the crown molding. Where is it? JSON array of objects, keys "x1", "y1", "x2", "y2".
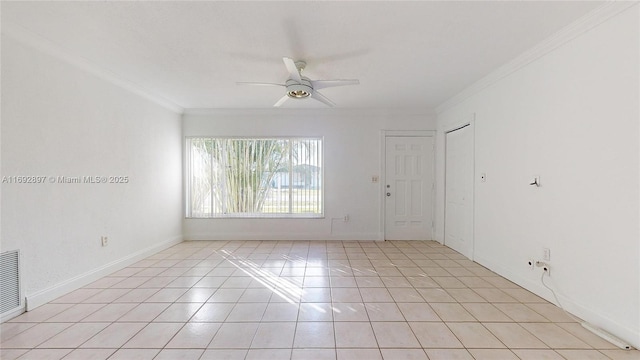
[
  {"x1": 435, "y1": 1, "x2": 638, "y2": 114},
  {"x1": 2, "y1": 22, "x2": 184, "y2": 114}
]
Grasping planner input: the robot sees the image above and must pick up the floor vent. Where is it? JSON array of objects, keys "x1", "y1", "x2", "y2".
[{"x1": 1, "y1": 250, "x2": 22, "y2": 316}]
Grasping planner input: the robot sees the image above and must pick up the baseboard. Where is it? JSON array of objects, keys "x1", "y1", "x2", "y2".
[
  {"x1": 184, "y1": 232, "x2": 381, "y2": 241},
  {"x1": 23, "y1": 235, "x2": 183, "y2": 312},
  {"x1": 474, "y1": 254, "x2": 640, "y2": 349}
]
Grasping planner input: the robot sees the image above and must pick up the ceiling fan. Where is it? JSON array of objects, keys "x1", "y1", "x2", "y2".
[{"x1": 237, "y1": 57, "x2": 359, "y2": 107}]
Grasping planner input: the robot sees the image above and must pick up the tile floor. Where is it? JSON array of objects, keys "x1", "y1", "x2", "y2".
[{"x1": 1, "y1": 240, "x2": 637, "y2": 360}]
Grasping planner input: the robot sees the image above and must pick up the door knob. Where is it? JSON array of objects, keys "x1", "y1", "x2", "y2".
[{"x1": 386, "y1": 192, "x2": 391, "y2": 196}]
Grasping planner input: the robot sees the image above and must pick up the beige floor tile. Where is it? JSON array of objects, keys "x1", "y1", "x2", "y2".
[
  {"x1": 12, "y1": 349, "x2": 72, "y2": 360},
  {"x1": 176, "y1": 287, "x2": 217, "y2": 303},
  {"x1": 154, "y1": 349, "x2": 204, "y2": 360},
  {"x1": 193, "y1": 276, "x2": 227, "y2": 288},
  {"x1": 304, "y1": 276, "x2": 331, "y2": 287},
  {"x1": 110, "y1": 277, "x2": 151, "y2": 288},
  {"x1": 294, "y1": 321, "x2": 335, "y2": 348},
  {"x1": 380, "y1": 349, "x2": 428, "y2": 359},
  {"x1": 526, "y1": 303, "x2": 579, "y2": 322},
  {"x1": 208, "y1": 322, "x2": 259, "y2": 348},
  {"x1": 467, "y1": 349, "x2": 519, "y2": 359},
  {"x1": 200, "y1": 349, "x2": 248, "y2": 359},
  {"x1": 0, "y1": 322, "x2": 72, "y2": 348},
  {"x1": 473, "y1": 288, "x2": 519, "y2": 303},
  {"x1": 107, "y1": 348, "x2": 159, "y2": 360},
  {"x1": 556, "y1": 322, "x2": 620, "y2": 349},
  {"x1": 371, "y1": 322, "x2": 420, "y2": 348},
  {"x1": 83, "y1": 288, "x2": 130, "y2": 303},
  {"x1": 416, "y1": 288, "x2": 456, "y2": 302},
  {"x1": 117, "y1": 303, "x2": 170, "y2": 322},
  {"x1": 154, "y1": 302, "x2": 203, "y2": 322},
  {"x1": 44, "y1": 303, "x2": 105, "y2": 322},
  {"x1": 430, "y1": 303, "x2": 476, "y2": 322},
  {"x1": 226, "y1": 303, "x2": 268, "y2": 322},
  {"x1": 62, "y1": 348, "x2": 115, "y2": 360},
  {"x1": 406, "y1": 276, "x2": 439, "y2": 288},
  {"x1": 483, "y1": 322, "x2": 547, "y2": 348},
  {"x1": 380, "y1": 276, "x2": 412, "y2": 288},
  {"x1": 113, "y1": 288, "x2": 158, "y2": 303},
  {"x1": 501, "y1": 288, "x2": 547, "y2": 302},
  {"x1": 388, "y1": 288, "x2": 424, "y2": 302},
  {"x1": 297, "y1": 302, "x2": 332, "y2": 321},
  {"x1": 291, "y1": 349, "x2": 336, "y2": 360},
  {"x1": 446, "y1": 288, "x2": 486, "y2": 302},
  {"x1": 461, "y1": 303, "x2": 511, "y2": 322},
  {"x1": 494, "y1": 303, "x2": 549, "y2": 322},
  {"x1": 0, "y1": 322, "x2": 36, "y2": 342},
  {"x1": 556, "y1": 349, "x2": 611, "y2": 359},
  {"x1": 424, "y1": 349, "x2": 473, "y2": 359},
  {"x1": 600, "y1": 349, "x2": 640, "y2": 359},
  {"x1": 80, "y1": 303, "x2": 137, "y2": 322},
  {"x1": 331, "y1": 288, "x2": 363, "y2": 302},
  {"x1": 409, "y1": 322, "x2": 463, "y2": 348},
  {"x1": 191, "y1": 303, "x2": 234, "y2": 322},
  {"x1": 80, "y1": 322, "x2": 146, "y2": 348},
  {"x1": 365, "y1": 303, "x2": 406, "y2": 321},
  {"x1": 332, "y1": 303, "x2": 369, "y2": 321},
  {"x1": 355, "y1": 277, "x2": 385, "y2": 288},
  {"x1": 208, "y1": 288, "x2": 245, "y2": 302},
  {"x1": 457, "y1": 276, "x2": 495, "y2": 288},
  {"x1": 238, "y1": 289, "x2": 274, "y2": 302},
  {"x1": 144, "y1": 288, "x2": 188, "y2": 302},
  {"x1": 50, "y1": 288, "x2": 102, "y2": 304},
  {"x1": 330, "y1": 276, "x2": 357, "y2": 287},
  {"x1": 522, "y1": 323, "x2": 591, "y2": 348},
  {"x1": 8, "y1": 304, "x2": 72, "y2": 323},
  {"x1": 396, "y1": 302, "x2": 440, "y2": 321},
  {"x1": 446, "y1": 322, "x2": 504, "y2": 348},
  {"x1": 360, "y1": 288, "x2": 394, "y2": 302},
  {"x1": 122, "y1": 322, "x2": 184, "y2": 348},
  {"x1": 511, "y1": 349, "x2": 565, "y2": 360},
  {"x1": 251, "y1": 322, "x2": 296, "y2": 348},
  {"x1": 334, "y1": 322, "x2": 378, "y2": 348},
  {"x1": 166, "y1": 323, "x2": 221, "y2": 348},
  {"x1": 262, "y1": 302, "x2": 299, "y2": 321},
  {"x1": 336, "y1": 349, "x2": 382, "y2": 360},
  {"x1": 432, "y1": 276, "x2": 467, "y2": 288},
  {"x1": 37, "y1": 322, "x2": 108, "y2": 348},
  {"x1": 301, "y1": 288, "x2": 332, "y2": 302},
  {"x1": 246, "y1": 349, "x2": 292, "y2": 360}
]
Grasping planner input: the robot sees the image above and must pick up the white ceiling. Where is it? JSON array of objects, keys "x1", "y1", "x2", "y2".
[{"x1": 2, "y1": 1, "x2": 603, "y2": 110}]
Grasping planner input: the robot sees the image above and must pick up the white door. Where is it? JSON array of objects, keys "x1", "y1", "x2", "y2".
[
  {"x1": 444, "y1": 125, "x2": 474, "y2": 259},
  {"x1": 385, "y1": 136, "x2": 434, "y2": 240}
]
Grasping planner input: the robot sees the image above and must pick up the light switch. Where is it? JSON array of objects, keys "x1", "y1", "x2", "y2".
[{"x1": 372, "y1": 176, "x2": 379, "y2": 183}]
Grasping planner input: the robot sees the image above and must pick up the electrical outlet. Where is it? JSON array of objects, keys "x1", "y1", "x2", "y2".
[
  {"x1": 527, "y1": 259, "x2": 535, "y2": 270},
  {"x1": 343, "y1": 215, "x2": 349, "y2": 222},
  {"x1": 101, "y1": 236, "x2": 108, "y2": 247},
  {"x1": 371, "y1": 176, "x2": 379, "y2": 183},
  {"x1": 543, "y1": 248, "x2": 551, "y2": 261}
]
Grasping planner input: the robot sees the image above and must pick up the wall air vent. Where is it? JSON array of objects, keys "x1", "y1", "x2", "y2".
[{"x1": 1, "y1": 250, "x2": 22, "y2": 318}]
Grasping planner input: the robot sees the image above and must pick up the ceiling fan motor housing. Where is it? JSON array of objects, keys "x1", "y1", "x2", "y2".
[{"x1": 286, "y1": 78, "x2": 313, "y2": 99}]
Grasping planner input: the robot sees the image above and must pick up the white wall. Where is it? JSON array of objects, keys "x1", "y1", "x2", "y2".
[
  {"x1": 435, "y1": 5, "x2": 639, "y2": 348},
  {"x1": 183, "y1": 109, "x2": 436, "y2": 241},
  {"x1": 0, "y1": 34, "x2": 184, "y2": 310}
]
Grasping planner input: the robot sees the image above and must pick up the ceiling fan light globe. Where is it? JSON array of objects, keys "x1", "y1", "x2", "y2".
[{"x1": 288, "y1": 90, "x2": 310, "y2": 98}]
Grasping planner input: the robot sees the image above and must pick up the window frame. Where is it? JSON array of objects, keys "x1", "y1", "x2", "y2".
[{"x1": 185, "y1": 136, "x2": 324, "y2": 219}]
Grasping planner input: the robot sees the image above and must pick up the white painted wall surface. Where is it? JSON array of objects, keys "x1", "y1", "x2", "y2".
[
  {"x1": 183, "y1": 109, "x2": 436, "y2": 241},
  {"x1": 1, "y1": 35, "x2": 184, "y2": 309},
  {"x1": 435, "y1": 6, "x2": 639, "y2": 347}
]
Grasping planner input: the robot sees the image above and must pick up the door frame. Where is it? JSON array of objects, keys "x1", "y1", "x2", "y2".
[
  {"x1": 380, "y1": 130, "x2": 436, "y2": 241},
  {"x1": 443, "y1": 115, "x2": 475, "y2": 260}
]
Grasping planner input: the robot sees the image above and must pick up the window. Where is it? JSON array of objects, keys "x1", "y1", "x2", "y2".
[{"x1": 186, "y1": 137, "x2": 323, "y2": 218}]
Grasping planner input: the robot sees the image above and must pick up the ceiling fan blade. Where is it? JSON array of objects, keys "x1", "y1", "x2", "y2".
[
  {"x1": 236, "y1": 82, "x2": 285, "y2": 87},
  {"x1": 311, "y1": 91, "x2": 336, "y2": 107},
  {"x1": 310, "y1": 79, "x2": 360, "y2": 90},
  {"x1": 273, "y1": 95, "x2": 289, "y2": 107},
  {"x1": 283, "y1": 57, "x2": 302, "y2": 82}
]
